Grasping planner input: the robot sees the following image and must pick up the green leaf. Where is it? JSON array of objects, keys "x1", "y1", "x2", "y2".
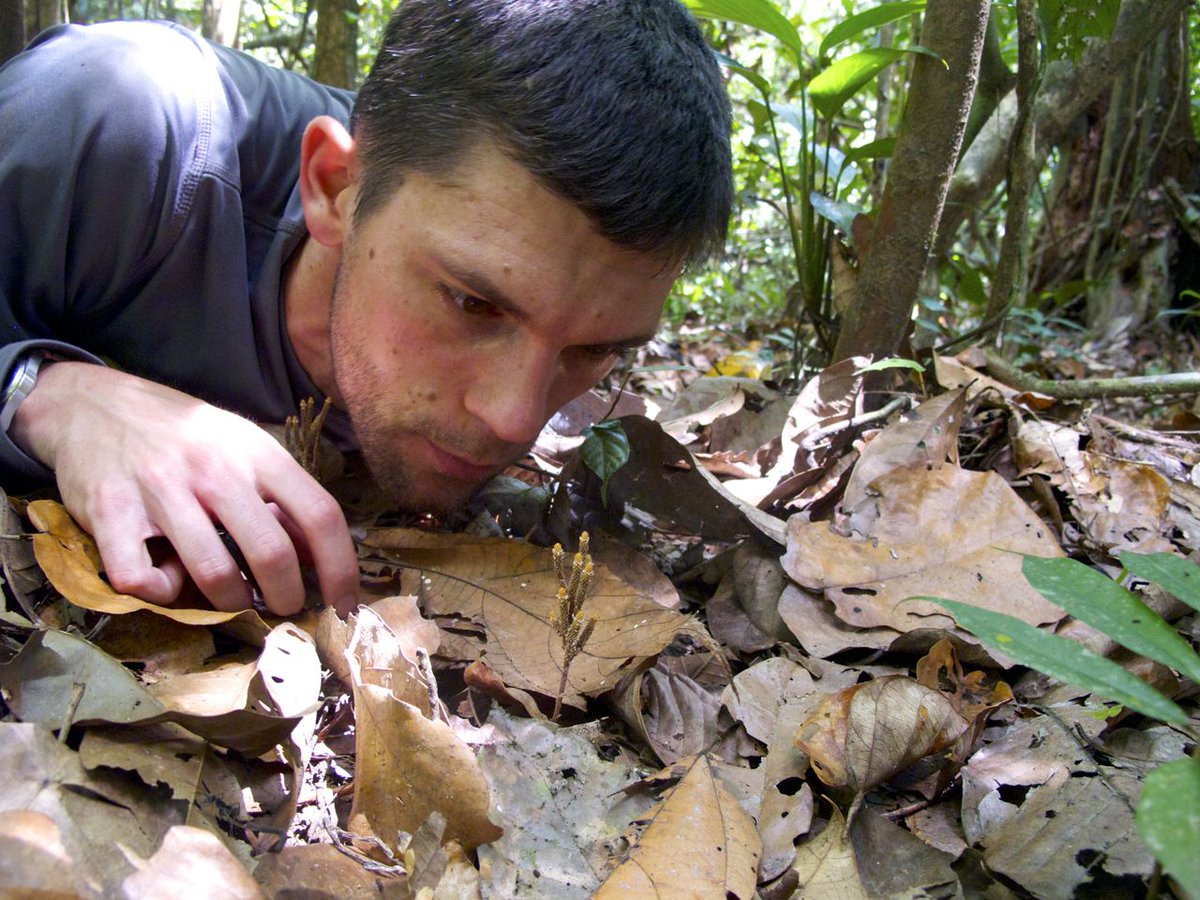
[
  {"x1": 844, "y1": 136, "x2": 897, "y2": 166},
  {"x1": 1119, "y1": 552, "x2": 1200, "y2": 616},
  {"x1": 917, "y1": 596, "x2": 1190, "y2": 725},
  {"x1": 1022, "y1": 556, "x2": 1200, "y2": 685},
  {"x1": 715, "y1": 50, "x2": 773, "y2": 98},
  {"x1": 809, "y1": 192, "x2": 863, "y2": 238},
  {"x1": 1136, "y1": 757, "x2": 1200, "y2": 898},
  {"x1": 818, "y1": 1, "x2": 927, "y2": 60},
  {"x1": 809, "y1": 46, "x2": 938, "y2": 120},
  {"x1": 580, "y1": 420, "x2": 630, "y2": 506},
  {"x1": 683, "y1": 0, "x2": 805, "y2": 62},
  {"x1": 854, "y1": 357, "x2": 924, "y2": 374}
]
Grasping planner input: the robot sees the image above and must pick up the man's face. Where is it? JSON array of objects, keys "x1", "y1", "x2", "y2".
[{"x1": 328, "y1": 142, "x2": 677, "y2": 512}]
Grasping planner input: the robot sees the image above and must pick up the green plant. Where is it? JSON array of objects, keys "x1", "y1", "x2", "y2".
[
  {"x1": 682, "y1": 0, "x2": 931, "y2": 368},
  {"x1": 919, "y1": 553, "x2": 1200, "y2": 898}
]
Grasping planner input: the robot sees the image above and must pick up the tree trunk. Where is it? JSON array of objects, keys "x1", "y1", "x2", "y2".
[
  {"x1": 831, "y1": 0, "x2": 990, "y2": 362},
  {"x1": 22, "y1": 0, "x2": 61, "y2": 36},
  {"x1": 0, "y1": 0, "x2": 24, "y2": 68},
  {"x1": 937, "y1": 0, "x2": 1191, "y2": 258},
  {"x1": 202, "y1": 0, "x2": 241, "y2": 47},
  {"x1": 312, "y1": 0, "x2": 357, "y2": 89}
]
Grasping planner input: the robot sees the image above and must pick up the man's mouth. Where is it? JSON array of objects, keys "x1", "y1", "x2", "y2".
[{"x1": 423, "y1": 438, "x2": 504, "y2": 483}]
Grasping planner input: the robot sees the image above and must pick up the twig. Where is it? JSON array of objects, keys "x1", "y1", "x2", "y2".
[
  {"x1": 322, "y1": 822, "x2": 408, "y2": 876},
  {"x1": 982, "y1": 349, "x2": 1200, "y2": 400},
  {"x1": 58, "y1": 682, "x2": 86, "y2": 744}
]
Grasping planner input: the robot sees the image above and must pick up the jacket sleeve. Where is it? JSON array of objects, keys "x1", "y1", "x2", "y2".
[{"x1": 0, "y1": 23, "x2": 207, "y2": 489}]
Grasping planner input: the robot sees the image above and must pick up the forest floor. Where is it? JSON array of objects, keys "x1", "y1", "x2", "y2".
[{"x1": 1, "y1": 321, "x2": 1198, "y2": 898}]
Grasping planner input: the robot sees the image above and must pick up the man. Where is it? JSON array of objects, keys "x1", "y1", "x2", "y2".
[{"x1": 0, "y1": 0, "x2": 733, "y2": 617}]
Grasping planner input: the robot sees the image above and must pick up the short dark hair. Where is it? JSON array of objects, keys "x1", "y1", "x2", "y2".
[{"x1": 350, "y1": 0, "x2": 733, "y2": 266}]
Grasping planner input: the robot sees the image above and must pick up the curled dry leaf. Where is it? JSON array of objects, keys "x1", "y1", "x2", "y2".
[
  {"x1": 348, "y1": 684, "x2": 503, "y2": 852},
  {"x1": 28, "y1": 499, "x2": 270, "y2": 634},
  {"x1": 794, "y1": 675, "x2": 968, "y2": 793},
  {"x1": 346, "y1": 607, "x2": 502, "y2": 852},
  {"x1": 359, "y1": 528, "x2": 703, "y2": 708},
  {"x1": 316, "y1": 594, "x2": 439, "y2": 693},
  {"x1": 594, "y1": 755, "x2": 761, "y2": 899},
  {"x1": 784, "y1": 465, "x2": 1065, "y2": 636}
]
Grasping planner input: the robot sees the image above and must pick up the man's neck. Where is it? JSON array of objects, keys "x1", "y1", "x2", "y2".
[{"x1": 283, "y1": 236, "x2": 343, "y2": 407}]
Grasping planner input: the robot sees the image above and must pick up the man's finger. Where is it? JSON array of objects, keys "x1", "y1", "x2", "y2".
[
  {"x1": 263, "y1": 472, "x2": 359, "y2": 616},
  {"x1": 153, "y1": 498, "x2": 255, "y2": 612},
  {"x1": 91, "y1": 511, "x2": 186, "y2": 605},
  {"x1": 214, "y1": 496, "x2": 306, "y2": 616}
]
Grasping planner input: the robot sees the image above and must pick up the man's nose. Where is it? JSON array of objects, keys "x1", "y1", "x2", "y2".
[{"x1": 464, "y1": 344, "x2": 559, "y2": 446}]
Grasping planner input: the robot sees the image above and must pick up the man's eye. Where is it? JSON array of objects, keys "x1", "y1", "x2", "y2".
[{"x1": 445, "y1": 287, "x2": 497, "y2": 317}]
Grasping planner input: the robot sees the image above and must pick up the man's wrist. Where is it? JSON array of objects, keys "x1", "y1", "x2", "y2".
[{"x1": 1, "y1": 350, "x2": 56, "y2": 435}]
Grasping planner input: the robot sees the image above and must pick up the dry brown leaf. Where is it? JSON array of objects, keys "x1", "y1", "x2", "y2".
[
  {"x1": 765, "y1": 357, "x2": 868, "y2": 485},
  {"x1": 78, "y1": 723, "x2": 242, "y2": 831},
  {"x1": 345, "y1": 611, "x2": 501, "y2": 852},
  {"x1": 0, "y1": 622, "x2": 313, "y2": 756},
  {"x1": 594, "y1": 754, "x2": 761, "y2": 899},
  {"x1": 842, "y1": 389, "x2": 967, "y2": 514},
  {"x1": 91, "y1": 611, "x2": 216, "y2": 680},
  {"x1": 122, "y1": 826, "x2": 263, "y2": 899},
  {"x1": 791, "y1": 803, "x2": 869, "y2": 899},
  {"x1": 783, "y1": 465, "x2": 1065, "y2": 634},
  {"x1": 722, "y1": 656, "x2": 821, "y2": 881},
  {"x1": 28, "y1": 499, "x2": 270, "y2": 634},
  {"x1": 794, "y1": 675, "x2": 968, "y2": 793},
  {"x1": 0, "y1": 723, "x2": 178, "y2": 896},
  {"x1": 0, "y1": 810, "x2": 83, "y2": 898},
  {"x1": 316, "y1": 594, "x2": 439, "y2": 693},
  {"x1": 360, "y1": 529, "x2": 700, "y2": 708},
  {"x1": 349, "y1": 684, "x2": 502, "y2": 852},
  {"x1": 777, "y1": 584, "x2": 901, "y2": 658},
  {"x1": 252, "y1": 843, "x2": 409, "y2": 898},
  {"x1": 612, "y1": 660, "x2": 723, "y2": 764}
]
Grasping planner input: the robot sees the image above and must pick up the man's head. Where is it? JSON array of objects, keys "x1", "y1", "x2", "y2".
[
  {"x1": 296, "y1": 0, "x2": 732, "y2": 513},
  {"x1": 350, "y1": 0, "x2": 733, "y2": 267}
]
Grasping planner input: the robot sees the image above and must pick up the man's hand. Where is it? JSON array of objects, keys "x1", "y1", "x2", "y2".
[{"x1": 12, "y1": 362, "x2": 359, "y2": 617}]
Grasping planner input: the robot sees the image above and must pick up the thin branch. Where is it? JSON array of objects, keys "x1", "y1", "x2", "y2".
[{"x1": 982, "y1": 349, "x2": 1200, "y2": 400}]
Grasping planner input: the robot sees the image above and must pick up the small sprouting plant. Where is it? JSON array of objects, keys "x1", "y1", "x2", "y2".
[
  {"x1": 550, "y1": 532, "x2": 597, "y2": 722},
  {"x1": 285, "y1": 396, "x2": 332, "y2": 478}
]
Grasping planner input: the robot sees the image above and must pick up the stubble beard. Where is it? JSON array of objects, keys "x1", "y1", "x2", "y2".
[{"x1": 327, "y1": 264, "x2": 504, "y2": 515}]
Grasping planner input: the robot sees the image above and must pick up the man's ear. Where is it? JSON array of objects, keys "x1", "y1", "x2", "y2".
[{"x1": 298, "y1": 116, "x2": 359, "y2": 247}]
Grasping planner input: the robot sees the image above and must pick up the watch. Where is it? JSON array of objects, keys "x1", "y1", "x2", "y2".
[{"x1": 0, "y1": 351, "x2": 50, "y2": 434}]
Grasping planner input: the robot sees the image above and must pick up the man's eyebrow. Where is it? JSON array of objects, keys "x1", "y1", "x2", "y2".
[
  {"x1": 436, "y1": 257, "x2": 659, "y2": 350},
  {"x1": 437, "y1": 258, "x2": 526, "y2": 319}
]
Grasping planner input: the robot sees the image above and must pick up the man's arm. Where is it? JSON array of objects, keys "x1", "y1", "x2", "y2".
[{"x1": 0, "y1": 24, "x2": 359, "y2": 616}]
